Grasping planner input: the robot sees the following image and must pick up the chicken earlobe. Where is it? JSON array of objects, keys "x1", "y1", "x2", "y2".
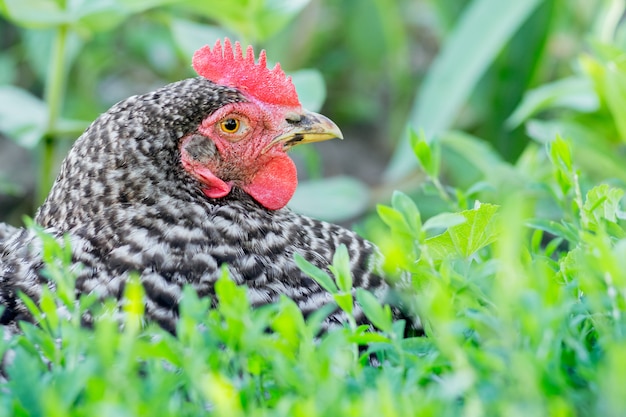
[{"x1": 180, "y1": 133, "x2": 231, "y2": 199}]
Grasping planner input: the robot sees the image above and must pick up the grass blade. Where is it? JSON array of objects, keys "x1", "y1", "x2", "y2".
[{"x1": 384, "y1": 0, "x2": 544, "y2": 181}]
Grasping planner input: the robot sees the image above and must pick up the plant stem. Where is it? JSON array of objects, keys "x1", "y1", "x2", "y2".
[{"x1": 38, "y1": 23, "x2": 69, "y2": 205}]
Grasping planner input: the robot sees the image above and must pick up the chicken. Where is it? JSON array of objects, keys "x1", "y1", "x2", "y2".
[{"x1": 0, "y1": 39, "x2": 389, "y2": 333}]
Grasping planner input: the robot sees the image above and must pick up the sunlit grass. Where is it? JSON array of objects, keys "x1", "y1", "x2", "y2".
[{"x1": 1, "y1": 135, "x2": 624, "y2": 416}]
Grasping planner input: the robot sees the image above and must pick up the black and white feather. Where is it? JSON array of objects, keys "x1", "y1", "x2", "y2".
[{"x1": 0, "y1": 77, "x2": 388, "y2": 333}]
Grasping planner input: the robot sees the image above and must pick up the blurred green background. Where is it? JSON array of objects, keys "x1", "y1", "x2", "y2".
[
  {"x1": 5, "y1": 3, "x2": 626, "y2": 415},
  {"x1": 0, "y1": 0, "x2": 624, "y2": 232}
]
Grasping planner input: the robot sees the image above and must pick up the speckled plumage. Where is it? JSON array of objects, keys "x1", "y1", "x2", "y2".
[{"x1": 0, "y1": 77, "x2": 388, "y2": 333}]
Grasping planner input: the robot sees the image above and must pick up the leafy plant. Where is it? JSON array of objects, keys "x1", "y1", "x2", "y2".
[
  {"x1": 3, "y1": 0, "x2": 626, "y2": 415},
  {"x1": 3, "y1": 130, "x2": 626, "y2": 415}
]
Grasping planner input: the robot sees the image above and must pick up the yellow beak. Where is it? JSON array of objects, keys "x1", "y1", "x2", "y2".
[{"x1": 263, "y1": 109, "x2": 343, "y2": 153}]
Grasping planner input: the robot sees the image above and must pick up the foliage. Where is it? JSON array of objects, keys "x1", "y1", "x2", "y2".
[
  {"x1": 3, "y1": 0, "x2": 626, "y2": 415},
  {"x1": 2, "y1": 135, "x2": 626, "y2": 415},
  {"x1": 1, "y1": 0, "x2": 616, "y2": 222}
]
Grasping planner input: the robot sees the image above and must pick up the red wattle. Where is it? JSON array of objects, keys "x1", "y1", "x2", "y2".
[
  {"x1": 181, "y1": 154, "x2": 232, "y2": 199},
  {"x1": 242, "y1": 154, "x2": 297, "y2": 210}
]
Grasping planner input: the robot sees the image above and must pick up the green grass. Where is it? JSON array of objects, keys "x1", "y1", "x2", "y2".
[
  {"x1": 3, "y1": 136, "x2": 626, "y2": 416},
  {"x1": 3, "y1": 1, "x2": 626, "y2": 415}
]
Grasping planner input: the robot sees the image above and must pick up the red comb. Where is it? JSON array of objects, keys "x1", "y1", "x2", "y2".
[{"x1": 192, "y1": 38, "x2": 300, "y2": 107}]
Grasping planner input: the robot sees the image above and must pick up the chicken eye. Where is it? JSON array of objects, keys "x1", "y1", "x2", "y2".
[{"x1": 220, "y1": 118, "x2": 240, "y2": 133}]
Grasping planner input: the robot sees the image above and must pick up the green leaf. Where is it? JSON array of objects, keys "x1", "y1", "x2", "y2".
[
  {"x1": 38, "y1": 286, "x2": 60, "y2": 332},
  {"x1": 272, "y1": 296, "x2": 306, "y2": 349},
  {"x1": 181, "y1": 0, "x2": 311, "y2": 42},
  {"x1": 123, "y1": 274, "x2": 145, "y2": 325},
  {"x1": 583, "y1": 184, "x2": 624, "y2": 225},
  {"x1": 0, "y1": 85, "x2": 48, "y2": 148},
  {"x1": 330, "y1": 244, "x2": 352, "y2": 293},
  {"x1": 506, "y1": 76, "x2": 598, "y2": 129},
  {"x1": 20, "y1": 321, "x2": 57, "y2": 363},
  {"x1": 333, "y1": 292, "x2": 353, "y2": 316},
  {"x1": 290, "y1": 69, "x2": 326, "y2": 113},
  {"x1": 422, "y1": 212, "x2": 466, "y2": 235},
  {"x1": 215, "y1": 266, "x2": 250, "y2": 317},
  {"x1": 527, "y1": 119, "x2": 626, "y2": 184},
  {"x1": 113, "y1": 0, "x2": 181, "y2": 14},
  {"x1": 305, "y1": 303, "x2": 337, "y2": 335},
  {"x1": 410, "y1": 129, "x2": 440, "y2": 178},
  {"x1": 377, "y1": 205, "x2": 408, "y2": 234},
  {"x1": 294, "y1": 253, "x2": 338, "y2": 294},
  {"x1": 0, "y1": 53, "x2": 17, "y2": 84},
  {"x1": 440, "y1": 131, "x2": 519, "y2": 189},
  {"x1": 526, "y1": 218, "x2": 580, "y2": 244},
  {"x1": 170, "y1": 18, "x2": 236, "y2": 61},
  {"x1": 548, "y1": 135, "x2": 573, "y2": 173},
  {"x1": 2, "y1": 0, "x2": 70, "y2": 27},
  {"x1": 18, "y1": 291, "x2": 44, "y2": 324},
  {"x1": 385, "y1": 0, "x2": 543, "y2": 181},
  {"x1": 604, "y1": 63, "x2": 626, "y2": 143},
  {"x1": 6, "y1": 347, "x2": 46, "y2": 417},
  {"x1": 391, "y1": 191, "x2": 422, "y2": 237},
  {"x1": 289, "y1": 176, "x2": 370, "y2": 223},
  {"x1": 349, "y1": 331, "x2": 390, "y2": 345},
  {"x1": 547, "y1": 135, "x2": 574, "y2": 195},
  {"x1": 356, "y1": 288, "x2": 392, "y2": 333},
  {"x1": 423, "y1": 203, "x2": 499, "y2": 259},
  {"x1": 3, "y1": 0, "x2": 178, "y2": 30}
]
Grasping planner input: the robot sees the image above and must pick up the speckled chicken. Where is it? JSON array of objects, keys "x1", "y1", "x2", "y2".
[{"x1": 0, "y1": 39, "x2": 388, "y2": 333}]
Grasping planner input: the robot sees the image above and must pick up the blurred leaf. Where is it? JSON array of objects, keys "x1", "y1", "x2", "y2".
[
  {"x1": 548, "y1": 134, "x2": 573, "y2": 173},
  {"x1": 440, "y1": 131, "x2": 521, "y2": 189},
  {"x1": 2, "y1": 0, "x2": 178, "y2": 30},
  {"x1": 215, "y1": 267, "x2": 250, "y2": 319},
  {"x1": 2, "y1": 0, "x2": 69, "y2": 27},
  {"x1": 170, "y1": 18, "x2": 237, "y2": 60},
  {"x1": 291, "y1": 69, "x2": 326, "y2": 113},
  {"x1": 350, "y1": 331, "x2": 390, "y2": 345},
  {"x1": 294, "y1": 253, "x2": 338, "y2": 294},
  {"x1": 604, "y1": 63, "x2": 626, "y2": 142},
  {"x1": 583, "y1": 184, "x2": 624, "y2": 225},
  {"x1": 6, "y1": 347, "x2": 45, "y2": 417},
  {"x1": 385, "y1": 0, "x2": 544, "y2": 181},
  {"x1": 377, "y1": 205, "x2": 409, "y2": 235},
  {"x1": 0, "y1": 53, "x2": 17, "y2": 84},
  {"x1": 0, "y1": 85, "x2": 48, "y2": 148},
  {"x1": 547, "y1": 136, "x2": 574, "y2": 196},
  {"x1": 526, "y1": 119, "x2": 626, "y2": 184},
  {"x1": 506, "y1": 77, "x2": 598, "y2": 129},
  {"x1": 525, "y1": 218, "x2": 580, "y2": 244},
  {"x1": 180, "y1": 0, "x2": 311, "y2": 42},
  {"x1": 75, "y1": 0, "x2": 183, "y2": 33},
  {"x1": 333, "y1": 292, "x2": 353, "y2": 316},
  {"x1": 330, "y1": 244, "x2": 352, "y2": 293},
  {"x1": 20, "y1": 28, "x2": 55, "y2": 83},
  {"x1": 21, "y1": 28, "x2": 83, "y2": 91},
  {"x1": 289, "y1": 176, "x2": 370, "y2": 222},
  {"x1": 391, "y1": 190, "x2": 422, "y2": 237},
  {"x1": 114, "y1": 0, "x2": 181, "y2": 13},
  {"x1": 123, "y1": 274, "x2": 145, "y2": 333},
  {"x1": 410, "y1": 129, "x2": 440, "y2": 179},
  {"x1": 272, "y1": 296, "x2": 306, "y2": 348},
  {"x1": 422, "y1": 212, "x2": 466, "y2": 235},
  {"x1": 423, "y1": 203, "x2": 499, "y2": 259},
  {"x1": 0, "y1": 176, "x2": 22, "y2": 196},
  {"x1": 38, "y1": 286, "x2": 60, "y2": 333},
  {"x1": 356, "y1": 288, "x2": 393, "y2": 333}
]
